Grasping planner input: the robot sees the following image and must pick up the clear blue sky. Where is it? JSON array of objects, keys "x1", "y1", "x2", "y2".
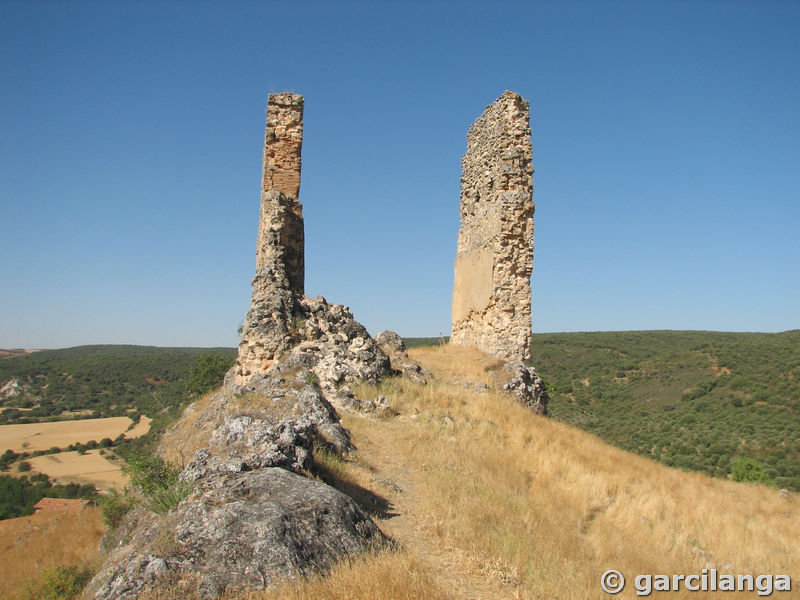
[{"x1": 1, "y1": 1, "x2": 798, "y2": 349}]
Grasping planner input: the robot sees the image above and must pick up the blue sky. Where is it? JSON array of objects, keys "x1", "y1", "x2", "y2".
[{"x1": 1, "y1": 1, "x2": 798, "y2": 348}]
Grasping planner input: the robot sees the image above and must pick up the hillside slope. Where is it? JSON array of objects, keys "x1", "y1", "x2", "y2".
[
  {"x1": 5, "y1": 343, "x2": 798, "y2": 599},
  {"x1": 155, "y1": 344, "x2": 798, "y2": 600},
  {"x1": 530, "y1": 330, "x2": 800, "y2": 490}
]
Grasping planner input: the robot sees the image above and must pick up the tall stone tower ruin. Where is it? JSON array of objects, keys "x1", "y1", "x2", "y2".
[
  {"x1": 450, "y1": 91, "x2": 535, "y2": 362},
  {"x1": 233, "y1": 93, "x2": 306, "y2": 382}
]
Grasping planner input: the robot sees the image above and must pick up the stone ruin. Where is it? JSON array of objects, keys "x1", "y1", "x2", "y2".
[
  {"x1": 87, "y1": 91, "x2": 545, "y2": 600},
  {"x1": 451, "y1": 90, "x2": 535, "y2": 362},
  {"x1": 450, "y1": 91, "x2": 548, "y2": 414},
  {"x1": 230, "y1": 93, "x2": 419, "y2": 396}
]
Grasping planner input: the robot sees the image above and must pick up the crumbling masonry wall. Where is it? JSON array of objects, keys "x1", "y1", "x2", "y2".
[
  {"x1": 259, "y1": 92, "x2": 304, "y2": 294},
  {"x1": 233, "y1": 93, "x2": 305, "y2": 381},
  {"x1": 450, "y1": 91, "x2": 534, "y2": 362}
]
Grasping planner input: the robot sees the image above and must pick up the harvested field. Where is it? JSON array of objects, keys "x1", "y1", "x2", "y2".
[
  {"x1": 0, "y1": 415, "x2": 150, "y2": 452},
  {"x1": 127, "y1": 415, "x2": 152, "y2": 438},
  {"x1": 26, "y1": 449, "x2": 127, "y2": 490}
]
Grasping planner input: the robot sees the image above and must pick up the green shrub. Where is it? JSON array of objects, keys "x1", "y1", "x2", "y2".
[
  {"x1": 21, "y1": 564, "x2": 93, "y2": 600},
  {"x1": 101, "y1": 488, "x2": 134, "y2": 528},
  {"x1": 17, "y1": 461, "x2": 32, "y2": 472},
  {"x1": 731, "y1": 457, "x2": 774, "y2": 485},
  {"x1": 122, "y1": 453, "x2": 191, "y2": 515},
  {"x1": 186, "y1": 352, "x2": 233, "y2": 396}
]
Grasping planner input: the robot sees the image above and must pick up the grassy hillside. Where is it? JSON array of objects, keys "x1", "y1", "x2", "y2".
[
  {"x1": 8, "y1": 343, "x2": 799, "y2": 599},
  {"x1": 0, "y1": 507, "x2": 104, "y2": 599},
  {"x1": 404, "y1": 331, "x2": 800, "y2": 491},
  {"x1": 221, "y1": 346, "x2": 800, "y2": 599},
  {"x1": 0, "y1": 345, "x2": 236, "y2": 426},
  {"x1": 530, "y1": 330, "x2": 800, "y2": 490}
]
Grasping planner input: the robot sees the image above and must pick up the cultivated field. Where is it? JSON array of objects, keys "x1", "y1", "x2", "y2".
[
  {"x1": 0, "y1": 416, "x2": 149, "y2": 452},
  {"x1": 127, "y1": 415, "x2": 152, "y2": 438},
  {"x1": 25, "y1": 449, "x2": 127, "y2": 490}
]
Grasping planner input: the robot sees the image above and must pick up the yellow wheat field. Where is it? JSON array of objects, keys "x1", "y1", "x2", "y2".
[
  {"x1": 0, "y1": 416, "x2": 150, "y2": 452},
  {"x1": 25, "y1": 449, "x2": 127, "y2": 490}
]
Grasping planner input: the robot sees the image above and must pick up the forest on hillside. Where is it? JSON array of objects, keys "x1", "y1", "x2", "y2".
[
  {"x1": 0, "y1": 345, "x2": 237, "y2": 426},
  {"x1": 529, "y1": 330, "x2": 800, "y2": 491}
]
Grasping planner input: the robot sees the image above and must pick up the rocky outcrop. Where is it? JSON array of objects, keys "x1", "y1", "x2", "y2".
[
  {"x1": 375, "y1": 330, "x2": 432, "y2": 385},
  {"x1": 451, "y1": 91, "x2": 535, "y2": 362},
  {"x1": 496, "y1": 361, "x2": 548, "y2": 416},
  {"x1": 89, "y1": 468, "x2": 388, "y2": 600}
]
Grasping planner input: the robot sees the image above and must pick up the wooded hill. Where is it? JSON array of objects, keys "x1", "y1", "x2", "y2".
[
  {"x1": 529, "y1": 330, "x2": 800, "y2": 491},
  {"x1": 0, "y1": 345, "x2": 236, "y2": 426}
]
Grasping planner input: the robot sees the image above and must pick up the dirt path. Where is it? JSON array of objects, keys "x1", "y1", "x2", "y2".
[{"x1": 347, "y1": 415, "x2": 518, "y2": 600}]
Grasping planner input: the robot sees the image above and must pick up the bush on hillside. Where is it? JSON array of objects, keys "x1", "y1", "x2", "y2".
[
  {"x1": 122, "y1": 452, "x2": 191, "y2": 515},
  {"x1": 20, "y1": 564, "x2": 93, "y2": 600},
  {"x1": 731, "y1": 457, "x2": 773, "y2": 485},
  {"x1": 186, "y1": 352, "x2": 233, "y2": 396}
]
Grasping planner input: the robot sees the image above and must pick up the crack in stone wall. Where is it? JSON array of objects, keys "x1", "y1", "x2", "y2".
[{"x1": 450, "y1": 91, "x2": 535, "y2": 362}]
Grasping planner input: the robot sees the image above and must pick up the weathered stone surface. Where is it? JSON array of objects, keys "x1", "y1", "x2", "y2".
[
  {"x1": 89, "y1": 468, "x2": 389, "y2": 600},
  {"x1": 451, "y1": 91, "x2": 535, "y2": 362},
  {"x1": 496, "y1": 361, "x2": 549, "y2": 416},
  {"x1": 375, "y1": 329, "x2": 432, "y2": 385},
  {"x1": 263, "y1": 92, "x2": 303, "y2": 203},
  {"x1": 374, "y1": 330, "x2": 407, "y2": 354}
]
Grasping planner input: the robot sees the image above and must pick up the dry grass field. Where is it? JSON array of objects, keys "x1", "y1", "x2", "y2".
[
  {"x1": 127, "y1": 415, "x2": 153, "y2": 439},
  {"x1": 0, "y1": 507, "x2": 104, "y2": 599},
  {"x1": 25, "y1": 449, "x2": 127, "y2": 490},
  {"x1": 0, "y1": 415, "x2": 150, "y2": 452}
]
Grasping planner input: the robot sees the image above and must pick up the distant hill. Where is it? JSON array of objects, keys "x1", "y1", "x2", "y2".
[
  {"x1": 0, "y1": 345, "x2": 236, "y2": 427},
  {"x1": 2, "y1": 334, "x2": 798, "y2": 490}
]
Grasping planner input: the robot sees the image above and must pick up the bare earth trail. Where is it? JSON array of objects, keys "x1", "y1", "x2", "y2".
[{"x1": 344, "y1": 413, "x2": 520, "y2": 600}]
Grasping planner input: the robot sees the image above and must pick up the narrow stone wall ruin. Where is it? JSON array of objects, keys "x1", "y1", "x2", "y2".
[
  {"x1": 259, "y1": 92, "x2": 305, "y2": 294},
  {"x1": 233, "y1": 93, "x2": 306, "y2": 381},
  {"x1": 450, "y1": 91, "x2": 535, "y2": 362},
  {"x1": 263, "y1": 93, "x2": 304, "y2": 203},
  {"x1": 231, "y1": 93, "x2": 393, "y2": 389}
]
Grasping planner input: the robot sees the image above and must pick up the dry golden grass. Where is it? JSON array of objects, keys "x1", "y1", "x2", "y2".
[
  {"x1": 0, "y1": 507, "x2": 105, "y2": 599},
  {"x1": 340, "y1": 345, "x2": 799, "y2": 599},
  {"x1": 245, "y1": 550, "x2": 455, "y2": 600},
  {"x1": 0, "y1": 416, "x2": 144, "y2": 452},
  {"x1": 127, "y1": 415, "x2": 153, "y2": 438},
  {"x1": 25, "y1": 449, "x2": 127, "y2": 490},
  {"x1": 134, "y1": 551, "x2": 453, "y2": 600}
]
